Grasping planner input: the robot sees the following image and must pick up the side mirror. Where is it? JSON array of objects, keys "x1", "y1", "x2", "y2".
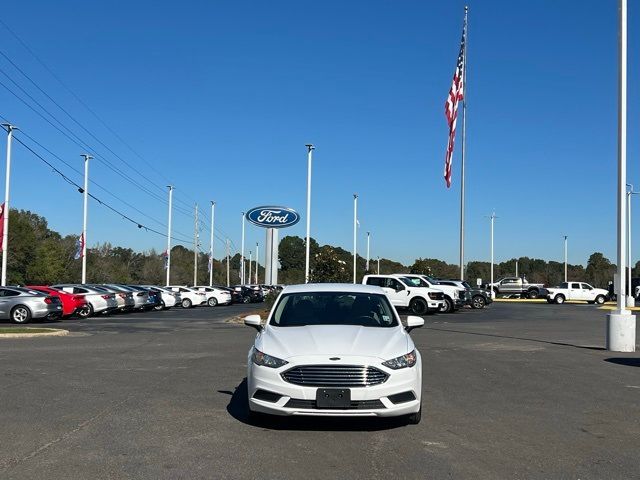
[
  {"x1": 244, "y1": 314, "x2": 263, "y2": 332},
  {"x1": 405, "y1": 315, "x2": 425, "y2": 332}
]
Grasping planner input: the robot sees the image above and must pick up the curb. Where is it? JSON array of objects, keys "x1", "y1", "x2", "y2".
[
  {"x1": 0, "y1": 328, "x2": 69, "y2": 339},
  {"x1": 494, "y1": 298, "x2": 617, "y2": 306}
]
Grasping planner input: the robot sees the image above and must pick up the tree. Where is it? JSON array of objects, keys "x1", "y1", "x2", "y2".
[
  {"x1": 585, "y1": 252, "x2": 615, "y2": 288},
  {"x1": 310, "y1": 246, "x2": 351, "y2": 283}
]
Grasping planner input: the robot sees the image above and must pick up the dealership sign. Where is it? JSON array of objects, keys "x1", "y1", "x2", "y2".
[{"x1": 246, "y1": 206, "x2": 300, "y2": 229}]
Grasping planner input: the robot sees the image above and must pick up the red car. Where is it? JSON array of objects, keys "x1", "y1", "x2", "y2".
[{"x1": 26, "y1": 285, "x2": 89, "y2": 318}]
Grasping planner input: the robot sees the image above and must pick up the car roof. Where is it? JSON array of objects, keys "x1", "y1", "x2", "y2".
[{"x1": 281, "y1": 283, "x2": 384, "y2": 294}]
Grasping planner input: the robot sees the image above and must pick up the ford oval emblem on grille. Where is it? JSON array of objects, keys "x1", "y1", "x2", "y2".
[{"x1": 329, "y1": 357, "x2": 340, "y2": 361}]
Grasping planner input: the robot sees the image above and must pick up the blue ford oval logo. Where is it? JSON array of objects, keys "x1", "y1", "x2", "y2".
[{"x1": 246, "y1": 206, "x2": 300, "y2": 229}]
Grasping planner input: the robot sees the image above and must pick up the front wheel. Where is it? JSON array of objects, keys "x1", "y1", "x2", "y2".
[
  {"x1": 471, "y1": 295, "x2": 486, "y2": 309},
  {"x1": 595, "y1": 295, "x2": 606, "y2": 305},
  {"x1": 207, "y1": 297, "x2": 218, "y2": 307},
  {"x1": 154, "y1": 301, "x2": 165, "y2": 311},
  {"x1": 440, "y1": 297, "x2": 454, "y2": 314},
  {"x1": 181, "y1": 298, "x2": 192, "y2": 308},
  {"x1": 527, "y1": 289, "x2": 539, "y2": 299},
  {"x1": 11, "y1": 305, "x2": 31, "y2": 324},
  {"x1": 406, "y1": 405, "x2": 422, "y2": 425},
  {"x1": 409, "y1": 298, "x2": 428, "y2": 315},
  {"x1": 555, "y1": 295, "x2": 565, "y2": 304}
]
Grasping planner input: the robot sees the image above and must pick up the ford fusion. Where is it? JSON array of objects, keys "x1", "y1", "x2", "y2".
[{"x1": 244, "y1": 284, "x2": 424, "y2": 424}]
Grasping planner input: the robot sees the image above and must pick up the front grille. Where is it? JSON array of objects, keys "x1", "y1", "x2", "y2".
[
  {"x1": 285, "y1": 398, "x2": 385, "y2": 410},
  {"x1": 281, "y1": 365, "x2": 388, "y2": 387}
]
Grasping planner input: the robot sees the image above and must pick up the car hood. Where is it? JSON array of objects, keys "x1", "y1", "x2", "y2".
[{"x1": 257, "y1": 325, "x2": 411, "y2": 361}]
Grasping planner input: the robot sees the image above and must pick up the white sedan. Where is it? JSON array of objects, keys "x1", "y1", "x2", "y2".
[
  {"x1": 244, "y1": 283, "x2": 424, "y2": 424},
  {"x1": 192, "y1": 286, "x2": 232, "y2": 306}
]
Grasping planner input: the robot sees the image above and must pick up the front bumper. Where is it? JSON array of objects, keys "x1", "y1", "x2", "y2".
[{"x1": 247, "y1": 355, "x2": 422, "y2": 418}]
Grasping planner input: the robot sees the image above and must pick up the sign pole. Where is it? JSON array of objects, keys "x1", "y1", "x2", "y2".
[
  {"x1": 353, "y1": 194, "x2": 358, "y2": 284},
  {"x1": 607, "y1": 0, "x2": 636, "y2": 352},
  {"x1": 305, "y1": 144, "x2": 314, "y2": 283}
]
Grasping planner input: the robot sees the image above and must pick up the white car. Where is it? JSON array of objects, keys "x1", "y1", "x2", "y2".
[
  {"x1": 362, "y1": 274, "x2": 445, "y2": 315},
  {"x1": 141, "y1": 285, "x2": 181, "y2": 309},
  {"x1": 546, "y1": 282, "x2": 609, "y2": 304},
  {"x1": 245, "y1": 283, "x2": 424, "y2": 424},
  {"x1": 52, "y1": 284, "x2": 118, "y2": 316},
  {"x1": 166, "y1": 286, "x2": 207, "y2": 308},
  {"x1": 192, "y1": 286, "x2": 232, "y2": 306}
]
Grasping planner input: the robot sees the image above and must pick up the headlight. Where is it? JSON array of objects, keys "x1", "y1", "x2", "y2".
[
  {"x1": 382, "y1": 350, "x2": 417, "y2": 369},
  {"x1": 252, "y1": 348, "x2": 288, "y2": 368}
]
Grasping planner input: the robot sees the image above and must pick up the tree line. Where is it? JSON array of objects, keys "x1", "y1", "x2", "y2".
[{"x1": 4, "y1": 209, "x2": 622, "y2": 289}]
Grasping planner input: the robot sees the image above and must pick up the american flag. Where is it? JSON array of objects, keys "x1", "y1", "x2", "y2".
[
  {"x1": 444, "y1": 19, "x2": 466, "y2": 188},
  {"x1": 74, "y1": 233, "x2": 85, "y2": 260}
]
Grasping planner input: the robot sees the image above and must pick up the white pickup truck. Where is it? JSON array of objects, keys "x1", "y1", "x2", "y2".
[
  {"x1": 362, "y1": 274, "x2": 445, "y2": 315},
  {"x1": 546, "y1": 282, "x2": 609, "y2": 304}
]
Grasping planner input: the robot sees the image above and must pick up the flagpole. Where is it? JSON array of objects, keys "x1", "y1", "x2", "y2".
[
  {"x1": 353, "y1": 194, "x2": 358, "y2": 284},
  {"x1": 166, "y1": 185, "x2": 173, "y2": 286},
  {"x1": 241, "y1": 212, "x2": 245, "y2": 284},
  {"x1": 305, "y1": 144, "x2": 314, "y2": 283},
  {"x1": 81, "y1": 154, "x2": 92, "y2": 284},
  {"x1": 226, "y1": 238, "x2": 230, "y2": 287},
  {"x1": 255, "y1": 242, "x2": 259, "y2": 284},
  {"x1": 209, "y1": 201, "x2": 215, "y2": 286},
  {"x1": 459, "y1": 5, "x2": 468, "y2": 281},
  {"x1": 1, "y1": 124, "x2": 15, "y2": 287},
  {"x1": 193, "y1": 203, "x2": 198, "y2": 286}
]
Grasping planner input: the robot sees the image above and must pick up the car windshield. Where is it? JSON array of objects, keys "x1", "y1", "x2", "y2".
[
  {"x1": 462, "y1": 281, "x2": 472, "y2": 289},
  {"x1": 270, "y1": 292, "x2": 398, "y2": 328}
]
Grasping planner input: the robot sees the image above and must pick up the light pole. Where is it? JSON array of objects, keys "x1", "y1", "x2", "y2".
[
  {"x1": 607, "y1": 0, "x2": 636, "y2": 352},
  {"x1": 209, "y1": 201, "x2": 215, "y2": 287},
  {"x1": 488, "y1": 212, "x2": 497, "y2": 299},
  {"x1": 248, "y1": 251, "x2": 252, "y2": 285},
  {"x1": 166, "y1": 186, "x2": 173, "y2": 286},
  {"x1": 193, "y1": 204, "x2": 199, "y2": 286},
  {"x1": 255, "y1": 242, "x2": 259, "y2": 284},
  {"x1": 305, "y1": 144, "x2": 314, "y2": 283},
  {"x1": 226, "y1": 238, "x2": 230, "y2": 287},
  {"x1": 1, "y1": 124, "x2": 15, "y2": 286},
  {"x1": 377, "y1": 256, "x2": 380, "y2": 275},
  {"x1": 240, "y1": 212, "x2": 245, "y2": 285},
  {"x1": 515, "y1": 259, "x2": 519, "y2": 278},
  {"x1": 366, "y1": 232, "x2": 370, "y2": 272},
  {"x1": 80, "y1": 153, "x2": 92, "y2": 284},
  {"x1": 353, "y1": 194, "x2": 358, "y2": 284},
  {"x1": 626, "y1": 184, "x2": 638, "y2": 307},
  {"x1": 563, "y1": 235, "x2": 568, "y2": 282}
]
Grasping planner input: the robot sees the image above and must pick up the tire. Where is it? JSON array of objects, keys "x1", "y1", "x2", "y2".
[
  {"x1": 527, "y1": 289, "x2": 539, "y2": 299},
  {"x1": 471, "y1": 295, "x2": 486, "y2": 309},
  {"x1": 406, "y1": 405, "x2": 422, "y2": 425},
  {"x1": 409, "y1": 298, "x2": 428, "y2": 315},
  {"x1": 77, "y1": 304, "x2": 93, "y2": 318},
  {"x1": 10, "y1": 305, "x2": 31, "y2": 324},
  {"x1": 595, "y1": 295, "x2": 606, "y2": 305},
  {"x1": 154, "y1": 301, "x2": 165, "y2": 311},
  {"x1": 207, "y1": 297, "x2": 218, "y2": 307},
  {"x1": 439, "y1": 297, "x2": 454, "y2": 314},
  {"x1": 242, "y1": 296, "x2": 251, "y2": 304},
  {"x1": 555, "y1": 295, "x2": 565, "y2": 304},
  {"x1": 181, "y1": 298, "x2": 192, "y2": 309}
]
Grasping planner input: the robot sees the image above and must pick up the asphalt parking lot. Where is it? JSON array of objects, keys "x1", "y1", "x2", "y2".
[{"x1": 1, "y1": 302, "x2": 639, "y2": 479}]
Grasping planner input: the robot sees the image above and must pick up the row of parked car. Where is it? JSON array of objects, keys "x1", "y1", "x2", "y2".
[
  {"x1": 0, "y1": 283, "x2": 278, "y2": 324},
  {"x1": 362, "y1": 273, "x2": 493, "y2": 315}
]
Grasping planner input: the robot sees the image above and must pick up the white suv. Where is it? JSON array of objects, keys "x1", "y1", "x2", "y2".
[
  {"x1": 362, "y1": 274, "x2": 445, "y2": 315},
  {"x1": 166, "y1": 286, "x2": 207, "y2": 308},
  {"x1": 193, "y1": 286, "x2": 232, "y2": 307}
]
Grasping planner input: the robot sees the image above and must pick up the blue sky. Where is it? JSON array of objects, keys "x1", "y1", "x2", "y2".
[{"x1": 0, "y1": 0, "x2": 638, "y2": 267}]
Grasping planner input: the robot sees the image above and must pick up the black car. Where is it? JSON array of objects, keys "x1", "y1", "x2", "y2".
[
  {"x1": 214, "y1": 285, "x2": 243, "y2": 304},
  {"x1": 438, "y1": 279, "x2": 493, "y2": 309},
  {"x1": 231, "y1": 285, "x2": 264, "y2": 303}
]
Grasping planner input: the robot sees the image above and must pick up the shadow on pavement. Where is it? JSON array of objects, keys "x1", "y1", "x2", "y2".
[
  {"x1": 221, "y1": 378, "x2": 411, "y2": 432},
  {"x1": 604, "y1": 357, "x2": 640, "y2": 367},
  {"x1": 426, "y1": 326, "x2": 605, "y2": 351}
]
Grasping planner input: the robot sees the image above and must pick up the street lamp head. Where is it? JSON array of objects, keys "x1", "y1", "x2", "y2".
[{"x1": 305, "y1": 144, "x2": 315, "y2": 150}]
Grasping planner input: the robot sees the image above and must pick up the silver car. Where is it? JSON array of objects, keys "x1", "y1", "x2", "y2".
[
  {"x1": 0, "y1": 287, "x2": 63, "y2": 324},
  {"x1": 100, "y1": 284, "x2": 136, "y2": 312}
]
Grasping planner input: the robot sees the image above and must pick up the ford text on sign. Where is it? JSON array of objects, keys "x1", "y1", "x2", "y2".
[{"x1": 246, "y1": 206, "x2": 300, "y2": 228}]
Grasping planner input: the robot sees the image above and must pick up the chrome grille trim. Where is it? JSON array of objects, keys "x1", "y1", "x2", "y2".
[{"x1": 281, "y1": 365, "x2": 388, "y2": 387}]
